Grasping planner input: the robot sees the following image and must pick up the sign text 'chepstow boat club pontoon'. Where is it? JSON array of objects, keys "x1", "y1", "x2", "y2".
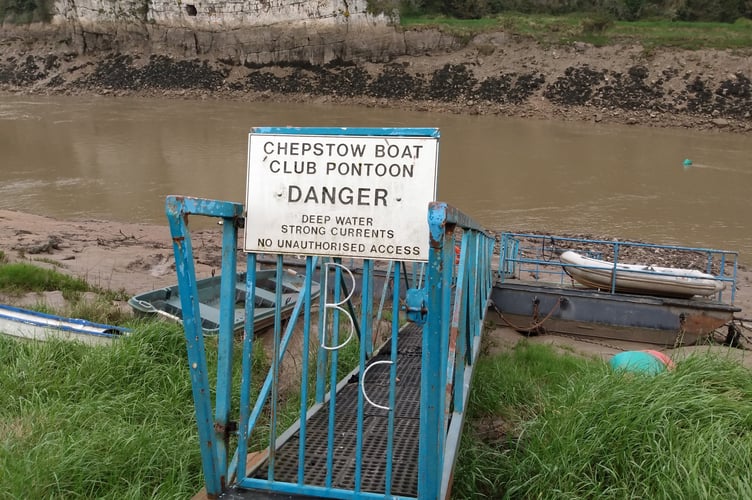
[{"x1": 244, "y1": 127, "x2": 439, "y2": 261}]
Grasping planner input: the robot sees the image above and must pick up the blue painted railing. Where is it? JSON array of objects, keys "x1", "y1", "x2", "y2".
[{"x1": 165, "y1": 196, "x2": 494, "y2": 499}]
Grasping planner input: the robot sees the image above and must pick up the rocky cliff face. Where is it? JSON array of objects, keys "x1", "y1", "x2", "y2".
[
  {"x1": 1, "y1": 18, "x2": 751, "y2": 132},
  {"x1": 56, "y1": 0, "x2": 390, "y2": 29},
  {"x1": 46, "y1": 0, "x2": 415, "y2": 64}
]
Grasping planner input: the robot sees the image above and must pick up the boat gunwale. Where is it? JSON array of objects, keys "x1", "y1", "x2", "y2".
[
  {"x1": 127, "y1": 268, "x2": 321, "y2": 333},
  {"x1": 0, "y1": 304, "x2": 130, "y2": 338}
]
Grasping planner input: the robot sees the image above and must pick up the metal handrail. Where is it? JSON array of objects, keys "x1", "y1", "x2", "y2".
[
  {"x1": 166, "y1": 195, "x2": 495, "y2": 499},
  {"x1": 498, "y1": 232, "x2": 738, "y2": 304}
]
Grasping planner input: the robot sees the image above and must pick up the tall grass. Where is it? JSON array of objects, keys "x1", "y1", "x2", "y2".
[
  {"x1": 6, "y1": 304, "x2": 749, "y2": 498},
  {"x1": 454, "y1": 342, "x2": 752, "y2": 498},
  {"x1": 0, "y1": 322, "x2": 202, "y2": 499},
  {"x1": 0, "y1": 262, "x2": 89, "y2": 296}
]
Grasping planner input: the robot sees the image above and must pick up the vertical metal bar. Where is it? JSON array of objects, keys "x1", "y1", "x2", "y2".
[
  {"x1": 362, "y1": 260, "x2": 374, "y2": 357},
  {"x1": 419, "y1": 202, "x2": 448, "y2": 500},
  {"x1": 376, "y1": 260, "x2": 393, "y2": 324},
  {"x1": 453, "y1": 236, "x2": 470, "y2": 413},
  {"x1": 384, "y1": 261, "x2": 401, "y2": 495},
  {"x1": 315, "y1": 259, "x2": 328, "y2": 404},
  {"x1": 214, "y1": 216, "x2": 239, "y2": 481},
  {"x1": 472, "y1": 233, "x2": 481, "y2": 332},
  {"x1": 611, "y1": 242, "x2": 621, "y2": 294},
  {"x1": 236, "y1": 255, "x2": 257, "y2": 483},
  {"x1": 297, "y1": 256, "x2": 314, "y2": 485},
  {"x1": 446, "y1": 232, "x2": 469, "y2": 417},
  {"x1": 325, "y1": 262, "x2": 342, "y2": 489},
  {"x1": 165, "y1": 197, "x2": 221, "y2": 496},
  {"x1": 268, "y1": 256, "x2": 284, "y2": 481},
  {"x1": 354, "y1": 259, "x2": 373, "y2": 492},
  {"x1": 498, "y1": 232, "x2": 508, "y2": 280},
  {"x1": 486, "y1": 237, "x2": 494, "y2": 312},
  {"x1": 440, "y1": 228, "x2": 453, "y2": 439}
]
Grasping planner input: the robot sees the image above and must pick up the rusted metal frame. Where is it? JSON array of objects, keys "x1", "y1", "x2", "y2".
[
  {"x1": 419, "y1": 203, "x2": 450, "y2": 500},
  {"x1": 165, "y1": 196, "x2": 244, "y2": 497},
  {"x1": 466, "y1": 233, "x2": 480, "y2": 380},
  {"x1": 465, "y1": 233, "x2": 479, "y2": 365},
  {"x1": 473, "y1": 234, "x2": 486, "y2": 340},
  {"x1": 421, "y1": 202, "x2": 493, "y2": 499},
  {"x1": 439, "y1": 328, "x2": 484, "y2": 500},
  {"x1": 235, "y1": 253, "x2": 258, "y2": 483},
  {"x1": 214, "y1": 208, "x2": 240, "y2": 480},
  {"x1": 476, "y1": 236, "x2": 493, "y2": 340},
  {"x1": 447, "y1": 231, "x2": 471, "y2": 418},
  {"x1": 439, "y1": 227, "x2": 454, "y2": 441}
]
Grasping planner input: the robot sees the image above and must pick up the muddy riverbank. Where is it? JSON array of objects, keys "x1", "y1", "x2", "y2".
[{"x1": 1, "y1": 25, "x2": 751, "y2": 132}]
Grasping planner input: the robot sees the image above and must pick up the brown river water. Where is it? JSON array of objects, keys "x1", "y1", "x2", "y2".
[{"x1": 1, "y1": 95, "x2": 751, "y2": 262}]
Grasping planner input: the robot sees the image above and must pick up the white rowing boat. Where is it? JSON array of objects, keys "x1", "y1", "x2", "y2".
[
  {"x1": 0, "y1": 304, "x2": 130, "y2": 346},
  {"x1": 559, "y1": 250, "x2": 725, "y2": 299}
]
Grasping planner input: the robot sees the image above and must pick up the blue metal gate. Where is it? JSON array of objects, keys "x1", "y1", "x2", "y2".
[{"x1": 166, "y1": 196, "x2": 494, "y2": 499}]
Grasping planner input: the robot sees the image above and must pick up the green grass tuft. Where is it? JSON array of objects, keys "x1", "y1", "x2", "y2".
[{"x1": 0, "y1": 262, "x2": 90, "y2": 296}]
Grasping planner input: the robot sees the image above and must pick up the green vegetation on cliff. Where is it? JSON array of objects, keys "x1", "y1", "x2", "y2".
[
  {"x1": 402, "y1": 13, "x2": 752, "y2": 49},
  {"x1": 410, "y1": 0, "x2": 752, "y2": 22},
  {"x1": 0, "y1": 0, "x2": 51, "y2": 23}
]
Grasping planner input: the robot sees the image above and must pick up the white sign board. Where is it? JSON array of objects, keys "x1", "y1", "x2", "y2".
[{"x1": 243, "y1": 130, "x2": 439, "y2": 261}]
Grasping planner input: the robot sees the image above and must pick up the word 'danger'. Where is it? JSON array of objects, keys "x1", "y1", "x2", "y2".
[{"x1": 244, "y1": 129, "x2": 439, "y2": 261}]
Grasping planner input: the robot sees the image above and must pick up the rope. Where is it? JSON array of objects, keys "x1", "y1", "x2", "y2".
[
  {"x1": 541, "y1": 236, "x2": 558, "y2": 263},
  {"x1": 493, "y1": 298, "x2": 562, "y2": 334}
]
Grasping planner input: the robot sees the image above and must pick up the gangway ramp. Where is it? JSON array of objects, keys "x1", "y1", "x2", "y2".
[{"x1": 169, "y1": 196, "x2": 494, "y2": 499}]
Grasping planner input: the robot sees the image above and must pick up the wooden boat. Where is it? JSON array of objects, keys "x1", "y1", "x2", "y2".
[
  {"x1": 128, "y1": 268, "x2": 320, "y2": 334},
  {"x1": 559, "y1": 250, "x2": 725, "y2": 299},
  {"x1": 0, "y1": 304, "x2": 130, "y2": 346}
]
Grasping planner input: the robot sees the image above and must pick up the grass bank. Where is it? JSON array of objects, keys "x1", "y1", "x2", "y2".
[
  {"x1": 2, "y1": 324, "x2": 751, "y2": 497},
  {"x1": 454, "y1": 341, "x2": 752, "y2": 498},
  {"x1": 0, "y1": 323, "x2": 201, "y2": 498},
  {"x1": 2, "y1": 258, "x2": 751, "y2": 497},
  {"x1": 401, "y1": 13, "x2": 752, "y2": 50}
]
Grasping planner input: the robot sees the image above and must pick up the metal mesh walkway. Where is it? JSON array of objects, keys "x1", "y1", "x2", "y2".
[{"x1": 229, "y1": 323, "x2": 424, "y2": 498}]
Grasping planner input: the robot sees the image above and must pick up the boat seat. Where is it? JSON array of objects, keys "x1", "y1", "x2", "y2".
[{"x1": 164, "y1": 297, "x2": 244, "y2": 332}]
